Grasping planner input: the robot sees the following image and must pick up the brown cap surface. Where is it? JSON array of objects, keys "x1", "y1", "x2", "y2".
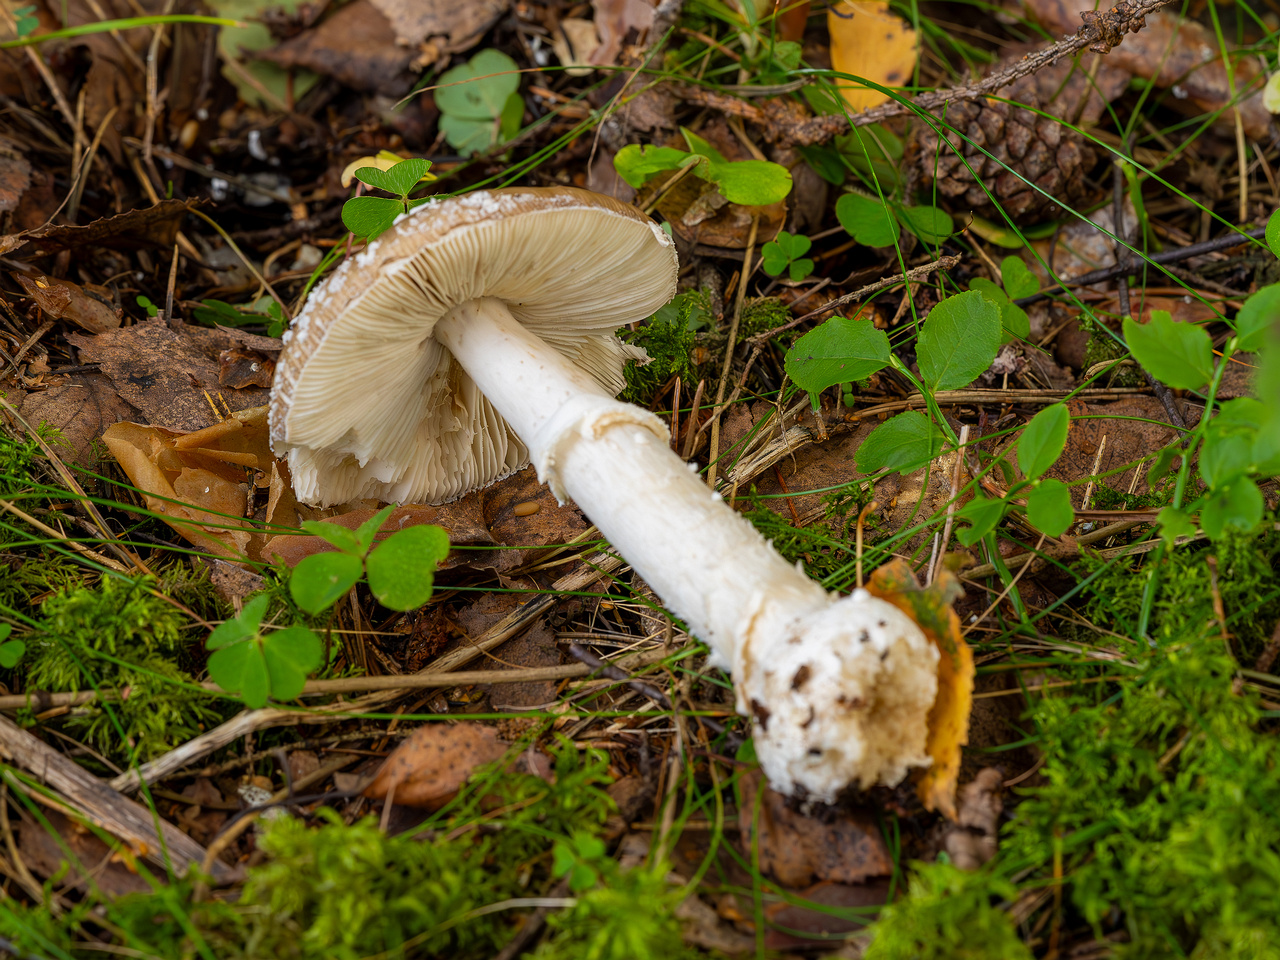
[{"x1": 270, "y1": 187, "x2": 678, "y2": 505}]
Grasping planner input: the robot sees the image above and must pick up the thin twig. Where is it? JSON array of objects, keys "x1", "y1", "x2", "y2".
[{"x1": 707, "y1": 214, "x2": 759, "y2": 490}]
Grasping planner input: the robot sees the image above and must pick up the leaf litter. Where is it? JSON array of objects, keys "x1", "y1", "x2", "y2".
[{"x1": 0, "y1": 0, "x2": 1277, "y2": 956}]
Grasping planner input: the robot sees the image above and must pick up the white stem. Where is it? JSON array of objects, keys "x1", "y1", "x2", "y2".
[{"x1": 435, "y1": 298, "x2": 939, "y2": 801}]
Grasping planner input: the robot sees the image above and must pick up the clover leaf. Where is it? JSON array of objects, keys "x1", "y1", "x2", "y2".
[
  {"x1": 761, "y1": 231, "x2": 815, "y2": 281},
  {"x1": 206, "y1": 596, "x2": 323, "y2": 708},
  {"x1": 435, "y1": 49, "x2": 523, "y2": 156},
  {"x1": 0, "y1": 624, "x2": 24, "y2": 669}
]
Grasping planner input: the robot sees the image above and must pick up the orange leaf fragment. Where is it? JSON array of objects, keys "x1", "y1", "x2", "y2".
[
  {"x1": 865, "y1": 560, "x2": 973, "y2": 821},
  {"x1": 827, "y1": 0, "x2": 918, "y2": 113},
  {"x1": 364, "y1": 723, "x2": 509, "y2": 810}
]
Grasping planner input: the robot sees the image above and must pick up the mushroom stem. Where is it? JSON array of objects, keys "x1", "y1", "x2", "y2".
[{"x1": 435, "y1": 297, "x2": 939, "y2": 801}]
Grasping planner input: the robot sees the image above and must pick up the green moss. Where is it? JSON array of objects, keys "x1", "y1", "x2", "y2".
[
  {"x1": 24, "y1": 575, "x2": 223, "y2": 761},
  {"x1": 742, "y1": 485, "x2": 874, "y2": 587},
  {"x1": 864, "y1": 859, "x2": 1031, "y2": 960},
  {"x1": 1082, "y1": 324, "x2": 1145, "y2": 387},
  {"x1": 620, "y1": 295, "x2": 704, "y2": 406}
]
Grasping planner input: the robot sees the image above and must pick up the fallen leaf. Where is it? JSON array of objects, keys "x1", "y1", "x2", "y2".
[
  {"x1": 762, "y1": 880, "x2": 890, "y2": 948},
  {"x1": 15, "y1": 273, "x2": 122, "y2": 333},
  {"x1": 738, "y1": 769, "x2": 893, "y2": 887},
  {"x1": 828, "y1": 0, "x2": 917, "y2": 113},
  {"x1": 364, "y1": 723, "x2": 509, "y2": 809},
  {"x1": 0, "y1": 200, "x2": 190, "y2": 260},
  {"x1": 263, "y1": 0, "x2": 416, "y2": 96},
  {"x1": 17, "y1": 809, "x2": 153, "y2": 897},
  {"x1": 218, "y1": 345, "x2": 276, "y2": 389},
  {"x1": 1046, "y1": 396, "x2": 1196, "y2": 496},
  {"x1": 552, "y1": 18, "x2": 600, "y2": 76},
  {"x1": 70, "y1": 319, "x2": 275, "y2": 431},
  {"x1": 19, "y1": 372, "x2": 137, "y2": 465},
  {"x1": 865, "y1": 560, "x2": 973, "y2": 821},
  {"x1": 370, "y1": 0, "x2": 508, "y2": 51},
  {"x1": 590, "y1": 0, "x2": 655, "y2": 65}
]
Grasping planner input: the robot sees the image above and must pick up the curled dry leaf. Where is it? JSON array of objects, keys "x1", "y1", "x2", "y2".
[
  {"x1": 369, "y1": 0, "x2": 508, "y2": 51},
  {"x1": 590, "y1": 0, "x2": 655, "y2": 65},
  {"x1": 102, "y1": 406, "x2": 297, "y2": 561},
  {"x1": 942, "y1": 767, "x2": 1004, "y2": 870},
  {"x1": 364, "y1": 723, "x2": 509, "y2": 810},
  {"x1": 15, "y1": 273, "x2": 122, "y2": 334},
  {"x1": 828, "y1": 0, "x2": 918, "y2": 113},
  {"x1": 262, "y1": 0, "x2": 416, "y2": 97},
  {"x1": 865, "y1": 559, "x2": 973, "y2": 821},
  {"x1": 0, "y1": 199, "x2": 190, "y2": 260}
]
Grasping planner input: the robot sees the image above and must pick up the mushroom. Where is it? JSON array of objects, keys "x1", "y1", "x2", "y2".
[{"x1": 270, "y1": 187, "x2": 938, "y2": 801}]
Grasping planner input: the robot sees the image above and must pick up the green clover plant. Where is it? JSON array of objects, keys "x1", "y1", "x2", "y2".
[
  {"x1": 206, "y1": 506, "x2": 450, "y2": 706},
  {"x1": 0, "y1": 624, "x2": 24, "y2": 669},
  {"x1": 341, "y1": 157, "x2": 436, "y2": 242},
  {"x1": 434, "y1": 48, "x2": 524, "y2": 156},
  {"x1": 11, "y1": 5, "x2": 38, "y2": 38},
  {"x1": 835, "y1": 191, "x2": 954, "y2": 248},
  {"x1": 614, "y1": 128, "x2": 793, "y2": 206},
  {"x1": 761, "y1": 230, "x2": 814, "y2": 281}
]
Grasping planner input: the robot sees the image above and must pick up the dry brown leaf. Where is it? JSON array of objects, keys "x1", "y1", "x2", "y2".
[
  {"x1": 828, "y1": 0, "x2": 917, "y2": 113},
  {"x1": 737, "y1": 769, "x2": 893, "y2": 887},
  {"x1": 15, "y1": 273, "x2": 122, "y2": 333},
  {"x1": 263, "y1": 0, "x2": 416, "y2": 96},
  {"x1": 364, "y1": 723, "x2": 509, "y2": 809},
  {"x1": 942, "y1": 767, "x2": 1003, "y2": 870},
  {"x1": 369, "y1": 0, "x2": 508, "y2": 51},
  {"x1": 865, "y1": 560, "x2": 973, "y2": 821},
  {"x1": 19, "y1": 372, "x2": 137, "y2": 465},
  {"x1": 0, "y1": 199, "x2": 189, "y2": 260},
  {"x1": 101, "y1": 406, "x2": 292, "y2": 561},
  {"x1": 590, "y1": 0, "x2": 655, "y2": 65},
  {"x1": 70, "y1": 319, "x2": 275, "y2": 431},
  {"x1": 0, "y1": 140, "x2": 31, "y2": 214}
]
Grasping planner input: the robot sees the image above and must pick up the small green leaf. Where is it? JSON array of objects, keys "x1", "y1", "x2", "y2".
[
  {"x1": 956, "y1": 495, "x2": 1006, "y2": 547},
  {"x1": 854, "y1": 411, "x2": 945, "y2": 474},
  {"x1": 435, "y1": 48, "x2": 520, "y2": 120},
  {"x1": 896, "y1": 204, "x2": 953, "y2": 244},
  {"x1": 1157, "y1": 506, "x2": 1196, "y2": 546},
  {"x1": 706, "y1": 159, "x2": 793, "y2": 206},
  {"x1": 1017, "y1": 404, "x2": 1070, "y2": 480},
  {"x1": 788, "y1": 258, "x2": 815, "y2": 282},
  {"x1": 761, "y1": 242, "x2": 790, "y2": 277},
  {"x1": 260, "y1": 626, "x2": 323, "y2": 702},
  {"x1": 1026, "y1": 479, "x2": 1073, "y2": 537},
  {"x1": 207, "y1": 595, "x2": 268, "y2": 650},
  {"x1": 1200, "y1": 477, "x2": 1263, "y2": 539},
  {"x1": 835, "y1": 193, "x2": 898, "y2": 247},
  {"x1": 291, "y1": 552, "x2": 364, "y2": 614},
  {"x1": 1234, "y1": 283, "x2": 1280, "y2": 353},
  {"x1": 353, "y1": 158, "x2": 431, "y2": 198},
  {"x1": 680, "y1": 128, "x2": 728, "y2": 164},
  {"x1": 612, "y1": 144, "x2": 696, "y2": 188},
  {"x1": 1199, "y1": 427, "x2": 1254, "y2": 489},
  {"x1": 342, "y1": 196, "x2": 405, "y2": 241},
  {"x1": 784, "y1": 315, "x2": 891, "y2": 393},
  {"x1": 499, "y1": 90, "x2": 524, "y2": 141},
  {"x1": 354, "y1": 504, "x2": 398, "y2": 556},
  {"x1": 970, "y1": 279, "x2": 1030, "y2": 342},
  {"x1": 1000, "y1": 256, "x2": 1038, "y2": 299},
  {"x1": 917, "y1": 291, "x2": 1003, "y2": 391},
  {"x1": 1267, "y1": 208, "x2": 1280, "y2": 258},
  {"x1": 0, "y1": 642, "x2": 24, "y2": 669},
  {"x1": 1122, "y1": 311, "x2": 1214, "y2": 390},
  {"x1": 207, "y1": 642, "x2": 265, "y2": 707},
  {"x1": 796, "y1": 144, "x2": 846, "y2": 185},
  {"x1": 1147, "y1": 446, "x2": 1179, "y2": 490},
  {"x1": 366, "y1": 524, "x2": 451, "y2": 611}
]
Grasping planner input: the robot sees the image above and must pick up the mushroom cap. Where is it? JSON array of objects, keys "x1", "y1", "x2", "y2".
[{"x1": 270, "y1": 187, "x2": 678, "y2": 506}]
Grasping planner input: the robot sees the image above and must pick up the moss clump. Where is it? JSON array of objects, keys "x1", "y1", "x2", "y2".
[
  {"x1": 736, "y1": 296, "x2": 795, "y2": 343},
  {"x1": 620, "y1": 293, "x2": 705, "y2": 406},
  {"x1": 1090, "y1": 482, "x2": 1171, "y2": 511},
  {"x1": 742, "y1": 485, "x2": 874, "y2": 587},
  {"x1": 1082, "y1": 323, "x2": 1145, "y2": 387},
  {"x1": 24, "y1": 575, "x2": 222, "y2": 761},
  {"x1": 864, "y1": 859, "x2": 1032, "y2": 960}
]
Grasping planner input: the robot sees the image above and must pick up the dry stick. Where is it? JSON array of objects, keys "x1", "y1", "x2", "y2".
[
  {"x1": 109, "y1": 555, "x2": 625, "y2": 793},
  {"x1": 932, "y1": 424, "x2": 970, "y2": 585},
  {"x1": 707, "y1": 214, "x2": 759, "y2": 491},
  {"x1": 0, "y1": 654, "x2": 673, "y2": 712},
  {"x1": 1074, "y1": 434, "x2": 1108, "y2": 535},
  {"x1": 750, "y1": 255, "x2": 962, "y2": 344},
  {"x1": 141, "y1": 0, "x2": 175, "y2": 166},
  {"x1": 1016, "y1": 225, "x2": 1267, "y2": 307},
  {"x1": 0, "y1": 713, "x2": 228, "y2": 881}
]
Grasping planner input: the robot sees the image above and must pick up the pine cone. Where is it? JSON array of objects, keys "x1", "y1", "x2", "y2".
[{"x1": 908, "y1": 96, "x2": 1097, "y2": 222}]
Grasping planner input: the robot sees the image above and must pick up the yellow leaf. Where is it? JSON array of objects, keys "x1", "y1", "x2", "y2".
[
  {"x1": 828, "y1": 0, "x2": 918, "y2": 113},
  {"x1": 865, "y1": 560, "x2": 974, "y2": 821}
]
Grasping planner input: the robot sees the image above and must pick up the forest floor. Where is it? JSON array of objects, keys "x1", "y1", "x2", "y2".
[{"x1": 1, "y1": 0, "x2": 1279, "y2": 957}]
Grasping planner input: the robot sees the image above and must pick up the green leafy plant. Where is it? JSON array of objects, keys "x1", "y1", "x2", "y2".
[
  {"x1": 761, "y1": 230, "x2": 815, "y2": 281},
  {"x1": 435, "y1": 48, "x2": 524, "y2": 156},
  {"x1": 836, "y1": 191, "x2": 954, "y2": 247},
  {"x1": 341, "y1": 157, "x2": 436, "y2": 241},
  {"x1": 1123, "y1": 231, "x2": 1280, "y2": 542},
  {"x1": 135, "y1": 294, "x2": 159, "y2": 318},
  {"x1": 11, "y1": 5, "x2": 38, "y2": 38},
  {"x1": 970, "y1": 254, "x2": 1037, "y2": 341},
  {"x1": 192, "y1": 296, "x2": 288, "y2": 337},
  {"x1": 614, "y1": 128, "x2": 793, "y2": 206},
  {"x1": 0, "y1": 623, "x2": 24, "y2": 668},
  {"x1": 205, "y1": 594, "x2": 322, "y2": 708}
]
